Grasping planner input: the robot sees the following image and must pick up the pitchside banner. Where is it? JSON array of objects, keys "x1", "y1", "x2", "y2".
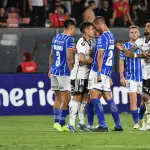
[{"x1": 0, "y1": 73, "x2": 141, "y2": 116}]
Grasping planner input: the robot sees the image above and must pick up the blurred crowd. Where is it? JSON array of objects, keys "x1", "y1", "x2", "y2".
[{"x1": 0, "y1": 0, "x2": 150, "y2": 28}]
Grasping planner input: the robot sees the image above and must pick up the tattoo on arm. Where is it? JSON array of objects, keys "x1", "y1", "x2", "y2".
[{"x1": 129, "y1": 45, "x2": 139, "y2": 52}]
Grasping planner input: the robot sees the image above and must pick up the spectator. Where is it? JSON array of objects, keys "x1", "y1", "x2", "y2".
[
  {"x1": 95, "y1": 0, "x2": 113, "y2": 27},
  {"x1": 83, "y1": 0, "x2": 96, "y2": 22},
  {"x1": 50, "y1": 5, "x2": 68, "y2": 27},
  {"x1": 17, "y1": 52, "x2": 37, "y2": 73},
  {"x1": 131, "y1": 0, "x2": 147, "y2": 22},
  {"x1": 28, "y1": 0, "x2": 48, "y2": 27},
  {"x1": 111, "y1": 0, "x2": 134, "y2": 27},
  {"x1": 0, "y1": 7, "x2": 7, "y2": 27},
  {"x1": 49, "y1": 0, "x2": 68, "y2": 15},
  {"x1": 71, "y1": 0, "x2": 85, "y2": 26}
]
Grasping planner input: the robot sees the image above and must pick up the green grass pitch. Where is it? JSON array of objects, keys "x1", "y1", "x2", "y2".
[{"x1": 0, "y1": 114, "x2": 149, "y2": 150}]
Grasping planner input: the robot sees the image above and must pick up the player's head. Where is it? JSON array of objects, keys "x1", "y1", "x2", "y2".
[
  {"x1": 23, "y1": 52, "x2": 32, "y2": 61},
  {"x1": 80, "y1": 21, "x2": 94, "y2": 38},
  {"x1": 129, "y1": 25, "x2": 140, "y2": 41},
  {"x1": 144, "y1": 20, "x2": 150, "y2": 39},
  {"x1": 92, "y1": 16, "x2": 107, "y2": 34},
  {"x1": 64, "y1": 19, "x2": 76, "y2": 36}
]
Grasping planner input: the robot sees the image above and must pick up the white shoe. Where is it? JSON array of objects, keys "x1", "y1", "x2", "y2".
[
  {"x1": 87, "y1": 125, "x2": 95, "y2": 130},
  {"x1": 133, "y1": 124, "x2": 140, "y2": 129},
  {"x1": 139, "y1": 122, "x2": 150, "y2": 131}
]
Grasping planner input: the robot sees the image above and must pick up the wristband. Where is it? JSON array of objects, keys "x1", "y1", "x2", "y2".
[
  {"x1": 97, "y1": 71, "x2": 101, "y2": 76},
  {"x1": 134, "y1": 53, "x2": 137, "y2": 58}
]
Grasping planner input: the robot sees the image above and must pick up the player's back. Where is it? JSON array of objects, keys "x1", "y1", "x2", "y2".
[
  {"x1": 92, "y1": 31, "x2": 115, "y2": 77},
  {"x1": 120, "y1": 41, "x2": 142, "y2": 82},
  {"x1": 51, "y1": 33, "x2": 74, "y2": 76}
]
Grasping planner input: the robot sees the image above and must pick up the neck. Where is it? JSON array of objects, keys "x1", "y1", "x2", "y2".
[
  {"x1": 83, "y1": 34, "x2": 90, "y2": 42},
  {"x1": 63, "y1": 30, "x2": 71, "y2": 36},
  {"x1": 102, "y1": 27, "x2": 109, "y2": 33},
  {"x1": 103, "y1": 8, "x2": 108, "y2": 11},
  {"x1": 130, "y1": 40, "x2": 136, "y2": 43}
]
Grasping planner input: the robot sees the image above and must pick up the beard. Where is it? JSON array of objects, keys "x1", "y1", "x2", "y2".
[{"x1": 144, "y1": 31, "x2": 150, "y2": 36}]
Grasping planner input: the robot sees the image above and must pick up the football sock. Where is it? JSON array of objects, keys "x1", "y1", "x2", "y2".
[{"x1": 87, "y1": 102, "x2": 94, "y2": 126}]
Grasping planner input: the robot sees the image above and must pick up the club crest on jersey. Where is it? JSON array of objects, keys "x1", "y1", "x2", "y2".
[{"x1": 81, "y1": 42, "x2": 85, "y2": 46}]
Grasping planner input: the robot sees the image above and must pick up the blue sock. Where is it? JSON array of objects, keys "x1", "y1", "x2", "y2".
[
  {"x1": 139, "y1": 105, "x2": 146, "y2": 120},
  {"x1": 131, "y1": 110, "x2": 139, "y2": 124},
  {"x1": 86, "y1": 102, "x2": 94, "y2": 126},
  {"x1": 53, "y1": 108, "x2": 60, "y2": 123},
  {"x1": 91, "y1": 98, "x2": 106, "y2": 128},
  {"x1": 107, "y1": 99, "x2": 121, "y2": 128},
  {"x1": 59, "y1": 110, "x2": 68, "y2": 126}
]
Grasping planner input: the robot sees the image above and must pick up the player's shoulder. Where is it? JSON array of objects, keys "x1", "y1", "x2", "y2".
[{"x1": 77, "y1": 37, "x2": 86, "y2": 46}]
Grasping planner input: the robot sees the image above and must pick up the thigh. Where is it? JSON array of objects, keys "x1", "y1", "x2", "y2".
[
  {"x1": 58, "y1": 76, "x2": 71, "y2": 92},
  {"x1": 71, "y1": 79, "x2": 88, "y2": 95},
  {"x1": 143, "y1": 79, "x2": 150, "y2": 96},
  {"x1": 88, "y1": 70, "x2": 97, "y2": 90},
  {"x1": 126, "y1": 80, "x2": 138, "y2": 93},
  {"x1": 94, "y1": 74, "x2": 111, "y2": 92},
  {"x1": 51, "y1": 75, "x2": 59, "y2": 91}
]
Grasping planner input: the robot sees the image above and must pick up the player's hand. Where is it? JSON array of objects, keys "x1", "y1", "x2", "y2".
[
  {"x1": 48, "y1": 72, "x2": 51, "y2": 78},
  {"x1": 120, "y1": 76, "x2": 126, "y2": 87},
  {"x1": 110, "y1": 78, "x2": 113, "y2": 87},
  {"x1": 116, "y1": 43, "x2": 124, "y2": 51},
  {"x1": 97, "y1": 76, "x2": 102, "y2": 83},
  {"x1": 142, "y1": 52, "x2": 150, "y2": 58},
  {"x1": 88, "y1": 57, "x2": 93, "y2": 64}
]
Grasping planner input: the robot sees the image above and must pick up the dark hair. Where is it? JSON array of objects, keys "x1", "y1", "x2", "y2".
[
  {"x1": 92, "y1": 16, "x2": 105, "y2": 24},
  {"x1": 64, "y1": 19, "x2": 76, "y2": 29},
  {"x1": 146, "y1": 20, "x2": 150, "y2": 23},
  {"x1": 23, "y1": 52, "x2": 32, "y2": 61},
  {"x1": 80, "y1": 22, "x2": 93, "y2": 33},
  {"x1": 88, "y1": 0, "x2": 95, "y2": 5}
]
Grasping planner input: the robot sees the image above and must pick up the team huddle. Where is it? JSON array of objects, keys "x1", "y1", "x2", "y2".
[{"x1": 49, "y1": 17, "x2": 150, "y2": 132}]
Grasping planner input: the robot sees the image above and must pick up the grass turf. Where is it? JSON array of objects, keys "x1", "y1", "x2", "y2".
[{"x1": 0, "y1": 114, "x2": 149, "y2": 150}]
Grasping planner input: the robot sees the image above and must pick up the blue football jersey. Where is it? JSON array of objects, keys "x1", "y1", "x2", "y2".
[
  {"x1": 51, "y1": 33, "x2": 75, "y2": 76},
  {"x1": 120, "y1": 42, "x2": 142, "y2": 82},
  {"x1": 91, "y1": 31, "x2": 115, "y2": 77}
]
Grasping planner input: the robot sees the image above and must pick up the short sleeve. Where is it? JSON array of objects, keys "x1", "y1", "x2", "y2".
[
  {"x1": 66, "y1": 37, "x2": 75, "y2": 49},
  {"x1": 135, "y1": 38, "x2": 141, "y2": 49},
  {"x1": 96, "y1": 36, "x2": 107, "y2": 51},
  {"x1": 120, "y1": 51, "x2": 126, "y2": 59},
  {"x1": 76, "y1": 39, "x2": 86, "y2": 54}
]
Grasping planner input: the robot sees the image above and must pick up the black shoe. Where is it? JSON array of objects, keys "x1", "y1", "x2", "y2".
[
  {"x1": 112, "y1": 126, "x2": 123, "y2": 131},
  {"x1": 92, "y1": 126, "x2": 108, "y2": 132}
]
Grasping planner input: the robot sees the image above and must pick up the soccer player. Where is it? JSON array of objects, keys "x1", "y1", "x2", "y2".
[
  {"x1": 120, "y1": 25, "x2": 143, "y2": 129},
  {"x1": 49, "y1": 19, "x2": 76, "y2": 131},
  {"x1": 88, "y1": 16, "x2": 123, "y2": 132},
  {"x1": 68, "y1": 22, "x2": 94, "y2": 132},
  {"x1": 116, "y1": 20, "x2": 150, "y2": 130}
]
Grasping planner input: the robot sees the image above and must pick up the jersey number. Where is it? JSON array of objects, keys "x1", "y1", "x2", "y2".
[
  {"x1": 106, "y1": 50, "x2": 113, "y2": 66},
  {"x1": 56, "y1": 51, "x2": 60, "y2": 67}
]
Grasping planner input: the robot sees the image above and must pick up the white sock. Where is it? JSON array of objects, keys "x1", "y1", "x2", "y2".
[
  {"x1": 145, "y1": 100, "x2": 150, "y2": 122},
  {"x1": 69, "y1": 100, "x2": 81, "y2": 126},
  {"x1": 78, "y1": 101, "x2": 87, "y2": 124}
]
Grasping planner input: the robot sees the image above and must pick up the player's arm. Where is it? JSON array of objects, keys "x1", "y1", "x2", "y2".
[
  {"x1": 67, "y1": 48, "x2": 74, "y2": 71},
  {"x1": 49, "y1": 47, "x2": 53, "y2": 73},
  {"x1": 116, "y1": 43, "x2": 149, "y2": 58},
  {"x1": 97, "y1": 49, "x2": 104, "y2": 82},
  {"x1": 78, "y1": 53, "x2": 93, "y2": 65}
]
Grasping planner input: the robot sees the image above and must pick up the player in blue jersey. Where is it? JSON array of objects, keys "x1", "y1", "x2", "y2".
[
  {"x1": 49, "y1": 19, "x2": 76, "y2": 132},
  {"x1": 88, "y1": 16, "x2": 123, "y2": 132},
  {"x1": 119, "y1": 25, "x2": 145, "y2": 129}
]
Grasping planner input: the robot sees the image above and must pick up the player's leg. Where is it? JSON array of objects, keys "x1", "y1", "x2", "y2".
[
  {"x1": 103, "y1": 75, "x2": 123, "y2": 131},
  {"x1": 139, "y1": 100, "x2": 146, "y2": 127},
  {"x1": 128, "y1": 92, "x2": 139, "y2": 129},
  {"x1": 139, "y1": 79, "x2": 150, "y2": 130},
  {"x1": 103, "y1": 91, "x2": 123, "y2": 131},
  {"x1": 68, "y1": 79, "x2": 85, "y2": 132},
  {"x1": 58, "y1": 76, "x2": 71, "y2": 131},
  {"x1": 86, "y1": 95, "x2": 94, "y2": 129},
  {"x1": 88, "y1": 71, "x2": 108, "y2": 132},
  {"x1": 51, "y1": 75, "x2": 63, "y2": 131}
]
